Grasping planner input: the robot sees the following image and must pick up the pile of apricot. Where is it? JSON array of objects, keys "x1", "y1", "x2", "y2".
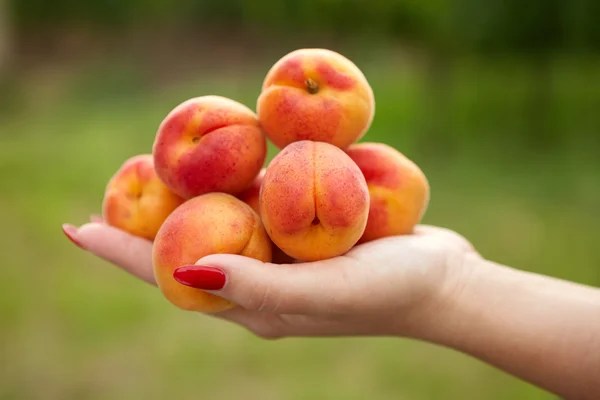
[{"x1": 101, "y1": 48, "x2": 429, "y2": 313}]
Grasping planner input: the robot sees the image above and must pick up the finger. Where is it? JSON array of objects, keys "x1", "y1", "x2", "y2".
[
  {"x1": 90, "y1": 214, "x2": 104, "y2": 223},
  {"x1": 414, "y1": 224, "x2": 455, "y2": 236},
  {"x1": 172, "y1": 254, "x2": 359, "y2": 315},
  {"x1": 62, "y1": 222, "x2": 156, "y2": 285},
  {"x1": 414, "y1": 224, "x2": 476, "y2": 252}
]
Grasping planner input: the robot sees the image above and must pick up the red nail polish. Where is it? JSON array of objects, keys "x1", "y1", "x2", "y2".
[
  {"x1": 62, "y1": 223, "x2": 86, "y2": 250},
  {"x1": 173, "y1": 265, "x2": 226, "y2": 290}
]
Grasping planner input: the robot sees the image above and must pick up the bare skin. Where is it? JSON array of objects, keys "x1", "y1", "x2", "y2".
[{"x1": 63, "y1": 218, "x2": 600, "y2": 399}]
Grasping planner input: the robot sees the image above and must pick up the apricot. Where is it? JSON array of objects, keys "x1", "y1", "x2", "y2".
[
  {"x1": 152, "y1": 193, "x2": 272, "y2": 313},
  {"x1": 257, "y1": 48, "x2": 375, "y2": 149},
  {"x1": 237, "y1": 168, "x2": 265, "y2": 216},
  {"x1": 237, "y1": 168, "x2": 295, "y2": 264},
  {"x1": 102, "y1": 154, "x2": 184, "y2": 240},
  {"x1": 260, "y1": 140, "x2": 369, "y2": 261},
  {"x1": 346, "y1": 142, "x2": 430, "y2": 243},
  {"x1": 152, "y1": 95, "x2": 267, "y2": 199}
]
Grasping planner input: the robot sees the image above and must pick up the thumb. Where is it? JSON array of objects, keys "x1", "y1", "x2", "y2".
[{"x1": 172, "y1": 254, "x2": 356, "y2": 315}]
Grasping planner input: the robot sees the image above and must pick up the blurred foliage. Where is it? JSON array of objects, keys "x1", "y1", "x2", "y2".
[
  {"x1": 11, "y1": 0, "x2": 600, "y2": 52},
  {"x1": 1, "y1": 1, "x2": 600, "y2": 399},
  {"x1": 9, "y1": 0, "x2": 599, "y2": 150},
  {"x1": 1, "y1": 61, "x2": 599, "y2": 399}
]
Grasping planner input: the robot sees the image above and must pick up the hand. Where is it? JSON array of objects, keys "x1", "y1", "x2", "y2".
[
  {"x1": 62, "y1": 218, "x2": 480, "y2": 339},
  {"x1": 64, "y1": 218, "x2": 600, "y2": 399}
]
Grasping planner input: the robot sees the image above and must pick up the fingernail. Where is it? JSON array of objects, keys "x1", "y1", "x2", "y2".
[
  {"x1": 173, "y1": 265, "x2": 226, "y2": 290},
  {"x1": 90, "y1": 214, "x2": 103, "y2": 223},
  {"x1": 62, "y1": 223, "x2": 86, "y2": 250}
]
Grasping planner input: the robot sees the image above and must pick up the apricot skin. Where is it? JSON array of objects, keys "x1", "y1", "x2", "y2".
[
  {"x1": 345, "y1": 142, "x2": 430, "y2": 243},
  {"x1": 152, "y1": 95, "x2": 267, "y2": 199},
  {"x1": 237, "y1": 168, "x2": 295, "y2": 264},
  {"x1": 237, "y1": 168, "x2": 266, "y2": 216},
  {"x1": 152, "y1": 193, "x2": 272, "y2": 313},
  {"x1": 102, "y1": 154, "x2": 184, "y2": 240},
  {"x1": 257, "y1": 48, "x2": 375, "y2": 150},
  {"x1": 259, "y1": 140, "x2": 369, "y2": 262}
]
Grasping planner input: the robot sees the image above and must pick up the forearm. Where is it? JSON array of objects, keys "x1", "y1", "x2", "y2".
[{"x1": 423, "y1": 256, "x2": 600, "y2": 399}]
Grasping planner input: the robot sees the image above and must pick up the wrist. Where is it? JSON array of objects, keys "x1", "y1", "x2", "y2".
[
  {"x1": 398, "y1": 253, "x2": 600, "y2": 399},
  {"x1": 397, "y1": 252, "x2": 493, "y2": 342}
]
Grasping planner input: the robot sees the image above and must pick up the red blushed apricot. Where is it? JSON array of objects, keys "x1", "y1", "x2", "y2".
[
  {"x1": 237, "y1": 168, "x2": 295, "y2": 264},
  {"x1": 102, "y1": 154, "x2": 184, "y2": 240},
  {"x1": 152, "y1": 193, "x2": 272, "y2": 313},
  {"x1": 346, "y1": 142, "x2": 430, "y2": 243},
  {"x1": 256, "y1": 48, "x2": 375, "y2": 149},
  {"x1": 260, "y1": 140, "x2": 369, "y2": 261},
  {"x1": 152, "y1": 95, "x2": 267, "y2": 199},
  {"x1": 237, "y1": 168, "x2": 266, "y2": 215}
]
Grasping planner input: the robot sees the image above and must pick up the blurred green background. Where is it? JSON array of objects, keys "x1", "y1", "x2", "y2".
[{"x1": 1, "y1": 0, "x2": 599, "y2": 399}]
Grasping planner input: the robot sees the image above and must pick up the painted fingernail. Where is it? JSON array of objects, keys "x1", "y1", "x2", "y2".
[
  {"x1": 173, "y1": 265, "x2": 226, "y2": 290},
  {"x1": 90, "y1": 214, "x2": 103, "y2": 223},
  {"x1": 62, "y1": 223, "x2": 86, "y2": 250}
]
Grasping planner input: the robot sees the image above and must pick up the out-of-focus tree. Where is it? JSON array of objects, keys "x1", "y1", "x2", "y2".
[
  {"x1": 0, "y1": 0, "x2": 11, "y2": 74},
  {"x1": 6, "y1": 0, "x2": 600, "y2": 149},
  {"x1": 9, "y1": 0, "x2": 600, "y2": 54},
  {"x1": 450, "y1": 0, "x2": 579, "y2": 150}
]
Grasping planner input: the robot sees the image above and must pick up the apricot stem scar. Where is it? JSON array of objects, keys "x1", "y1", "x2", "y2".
[{"x1": 305, "y1": 78, "x2": 319, "y2": 94}]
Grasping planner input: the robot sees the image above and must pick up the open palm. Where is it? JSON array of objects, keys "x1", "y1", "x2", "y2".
[{"x1": 65, "y1": 218, "x2": 478, "y2": 339}]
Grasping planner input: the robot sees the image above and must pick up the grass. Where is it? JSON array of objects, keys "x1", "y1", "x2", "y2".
[{"x1": 0, "y1": 52, "x2": 599, "y2": 399}]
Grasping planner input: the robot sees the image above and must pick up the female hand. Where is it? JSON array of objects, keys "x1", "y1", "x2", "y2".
[
  {"x1": 63, "y1": 218, "x2": 600, "y2": 399},
  {"x1": 62, "y1": 219, "x2": 479, "y2": 339}
]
